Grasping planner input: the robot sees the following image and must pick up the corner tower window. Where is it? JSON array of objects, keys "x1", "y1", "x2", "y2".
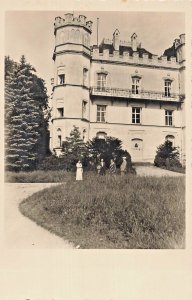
[
  {"x1": 57, "y1": 108, "x2": 64, "y2": 118},
  {"x1": 57, "y1": 128, "x2": 62, "y2": 147},
  {"x1": 83, "y1": 68, "x2": 88, "y2": 86},
  {"x1": 58, "y1": 74, "x2": 65, "y2": 85},
  {"x1": 82, "y1": 101, "x2": 87, "y2": 119}
]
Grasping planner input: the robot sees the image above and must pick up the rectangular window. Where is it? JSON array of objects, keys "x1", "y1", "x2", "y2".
[
  {"x1": 57, "y1": 108, "x2": 64, "y2": 118},
  {"x1": 165, "y1": 80, "x2": 171, "y2": 97},
  {"x1": 165, "y1": 110, "x2": 173, "y2": 126},
  {"x1": 132, "y1": 77, "x2": 140, "y2": 94},
  {"x1": 132, "y1": 107, "x2": 141, "y2": 124},
  {"x1": 97, "y1": 105, "x2": 106, "y2": 122},
  {"x1": 82, "y1": 101, "x2": 87, "y2": 119},
  {"x1": 83, "y1": 68, "x2": 88, "y2": 86},
  {"x1": 97, "y1": 73, "x2": 107, "y2": 91},
  {"x1": 58, "y1": 135, "x2": 62, "y2": 147},
  {"x1": 58, "y1": 74, "x2": 65, "y2": 85}
]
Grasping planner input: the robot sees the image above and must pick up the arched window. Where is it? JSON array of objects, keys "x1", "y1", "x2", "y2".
[
  {"x1": 64, "y1": 30, "x2": 69, "y2": 42},
  {"x1": 57, "y1": 128, "x2": 62, "y2": 147},
  {"x1": 75, "y1": 29, "x2": 80, "y2": 42},
  {"x1": 70, "y1": 29, "x2": 75, "y2": 40},
  {"x1": 165, "y1": 135, "x2": 175, "y2": 146},
  {"x1": 96, "y1": 131, "x2": 107, "y2": 140},
  {"x1": 59, "y1": 31, "x2": 64, "y2": 44},
  {"x1": 131, "y1": 75, "x2": 141, "y2": 95}
]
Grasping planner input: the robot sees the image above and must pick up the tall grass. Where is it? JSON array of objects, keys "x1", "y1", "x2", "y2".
[
  {"x1": 5, "y1": 170, "x2": 74, "y2": 183},
  {"x1": 19, "y1": 173, "x2": 185, "y2": 249}
]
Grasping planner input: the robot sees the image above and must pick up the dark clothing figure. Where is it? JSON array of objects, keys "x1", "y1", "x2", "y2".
[
  {"x1": 99, "y1": 159, "x2": 106, "y2": 175},
  {"x1": 109, "y1": 159, "x2": 116, "y2": 174}
]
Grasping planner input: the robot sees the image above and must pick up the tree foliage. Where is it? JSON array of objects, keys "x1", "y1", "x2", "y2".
[
  {"x1": 154, "y1": 140, "x2": 182, "y2": 168},
  {"x1": 61, "y1": 126, "x2": 89, "y2": 170},
  {"x1": 5, "y1": 55, "x2": 50, "y2": 171},
  {"x1": 88, "y1": 136, "x2": 132, "y2": 168}
]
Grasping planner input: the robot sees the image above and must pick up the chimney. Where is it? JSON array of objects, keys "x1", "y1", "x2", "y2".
[
  {"x1": 113, "y1": 29, "x2": 120, "y2": 51},
  {"x1": 131, "y1": 33, "x2": 138, "y2": 51}
]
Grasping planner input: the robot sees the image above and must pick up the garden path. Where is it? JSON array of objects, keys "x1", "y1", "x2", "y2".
[
  {"x1": 4, "y1": 183, "x2": 74, "y2": 249},
  {"x1": 135, "y1": 165, "x2": 185, "y2": 177}
]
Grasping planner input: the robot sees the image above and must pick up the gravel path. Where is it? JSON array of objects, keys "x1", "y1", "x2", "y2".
[
  {"x1": 4, "y1": 183, "x2": 74, "y2": 249},
  {"x1": 135, "y1": 165, "x2": 185, "y2": 177}
]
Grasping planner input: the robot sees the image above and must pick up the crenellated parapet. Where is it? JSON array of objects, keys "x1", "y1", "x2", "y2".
[
  {"x1": 91, "y1": 47, "x2": 179, "y2": 69},
  {"x1": 54, "y1": 13, "x2": 93, "y2": 34}
]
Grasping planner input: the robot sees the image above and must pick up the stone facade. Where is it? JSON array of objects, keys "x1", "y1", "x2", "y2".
[{"x1": 50, "y1": 13, "x2": 185, "y2": 163}]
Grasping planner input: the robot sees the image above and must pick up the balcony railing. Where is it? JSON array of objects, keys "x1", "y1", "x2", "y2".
[{"x1": 91, "y1": 87, "x2": 183, "y2": 102}]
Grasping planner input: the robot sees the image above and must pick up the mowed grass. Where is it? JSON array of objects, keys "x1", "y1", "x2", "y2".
[
  {"x1": 19, "y1": 173, "x2": 185, "y2": 249},
  {"x1": 5, "y1": 170, "x2": 74, "y2": 183}
]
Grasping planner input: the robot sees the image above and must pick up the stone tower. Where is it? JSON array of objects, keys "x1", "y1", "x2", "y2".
[{"x1": 50, "y1": 13, "x2": 93, "y2": 155}]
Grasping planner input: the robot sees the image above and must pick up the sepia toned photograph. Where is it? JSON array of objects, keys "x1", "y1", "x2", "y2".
[{"x1": 4, "y1": 10, "x2": 185, "y2": 249}]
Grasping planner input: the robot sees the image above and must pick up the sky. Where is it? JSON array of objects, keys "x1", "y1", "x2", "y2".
[{"x1": 5, "y1": 11, "x2": 184, "y2": 95}]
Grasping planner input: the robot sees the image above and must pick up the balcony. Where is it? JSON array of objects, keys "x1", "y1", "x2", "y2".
[{"x1": 91, "y1": 87, "x2": 183, "y2": 102}]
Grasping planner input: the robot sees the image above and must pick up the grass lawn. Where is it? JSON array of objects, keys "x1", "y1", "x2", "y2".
[
  {"x1": 19, "y1": 173, "x2": 185, "y2": 249},
  {"x1": 5, "y1": 170, "x2": 74, "y2": 183}
]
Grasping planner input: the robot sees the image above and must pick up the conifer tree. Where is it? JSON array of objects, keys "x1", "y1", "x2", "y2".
[
  {"x1": 5, "y1": 55, "x2": 49, "y2": 171},
  {"x1": 61, "y1": 126, "x2": 89, "y2": 170}
]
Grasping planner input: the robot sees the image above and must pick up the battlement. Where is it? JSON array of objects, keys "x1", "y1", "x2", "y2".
[
  {"x1": 91, "y1": 48, "x2": 179, "y2": 68},
  {"x1": 101, "y1": 36, "x2": 141, "y2": 49},
  {"x1": 54, "y1": 13, "x2": 93, "y2": 34}
]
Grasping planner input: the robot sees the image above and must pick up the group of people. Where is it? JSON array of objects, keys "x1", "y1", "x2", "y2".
[{"x1": 76, "y1": 156, "x2": 128, "y2": 181}]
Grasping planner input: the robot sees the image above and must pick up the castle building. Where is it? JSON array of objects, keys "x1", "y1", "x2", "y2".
[{"x1": 50, "y1": 13, "x2": 185, "y2": 163}]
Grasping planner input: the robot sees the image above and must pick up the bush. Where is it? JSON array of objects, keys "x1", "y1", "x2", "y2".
[
  {"x1": 88, "y1": 136, "x2": 134, "y2": 172},
  {"x1": 37, "y1": 155, "x2": 69, "y2": 171},
  {"x1": 154, "y1": 141, "x2": 182, "y2": 169}
]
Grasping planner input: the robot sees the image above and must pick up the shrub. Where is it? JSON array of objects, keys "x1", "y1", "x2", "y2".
[
  {"x1": 37, "y1": 155, "x2": 69, "y2": 171},
  {"x1": 88, "y1": 136, "x2": 134, "y2": 172},
  {"x1": 154, "y1": 141, "x2": 182, "y2": 169}
]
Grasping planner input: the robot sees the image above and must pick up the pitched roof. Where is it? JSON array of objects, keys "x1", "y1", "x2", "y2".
[
  {"x1": 163, "y1": 44, "x2": 177, "y2": 60},
  {"x1": 92, "y1": 43, "x2": 154, "y2": 58}
]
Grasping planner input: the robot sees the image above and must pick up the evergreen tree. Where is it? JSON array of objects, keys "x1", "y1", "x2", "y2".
[
  {"x1": 61, "y1": 126, "x2": 89, "y2": 170},
  {"x1": 154, "y1": 140, "x2": 182, "y2": 168},
  {"x1": 5, "y1": 55, "x2": 49, "y2": 171}
]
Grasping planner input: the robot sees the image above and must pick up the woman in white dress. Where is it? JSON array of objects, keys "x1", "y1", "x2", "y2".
[{"x1": 76, "y1": 160, "x2": 83, "y2": 181}]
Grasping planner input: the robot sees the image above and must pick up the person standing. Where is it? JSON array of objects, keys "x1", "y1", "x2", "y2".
[
  {"x1": 76, "y1": 160, "x2": 83, "y2": 180},
  {"x1": 100, "y1": 158, "x2": 106, "y2": 175},
  {"x1": 109, "y1": 158, "x2": 116, "y2": 174},
  {"x1": 120, "y1": 156, "x2": 127, "y2": 175}
]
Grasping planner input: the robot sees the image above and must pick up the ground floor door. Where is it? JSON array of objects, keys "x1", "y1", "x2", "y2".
[{"x1": 131, "y1": 138, "x2": 143, "y2": 162}]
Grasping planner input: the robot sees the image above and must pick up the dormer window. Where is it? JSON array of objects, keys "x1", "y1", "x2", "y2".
[{"x1": 164, "y1": 79, "x2": 172, "y2": 97}]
